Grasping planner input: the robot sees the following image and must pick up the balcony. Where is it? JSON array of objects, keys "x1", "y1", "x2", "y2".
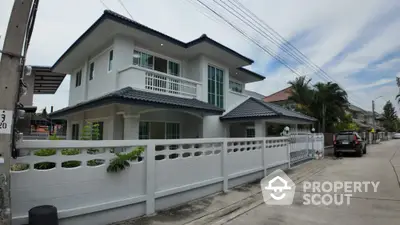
[{"x1": 118, "y1": 65, "x2": 202, "y2": 99}]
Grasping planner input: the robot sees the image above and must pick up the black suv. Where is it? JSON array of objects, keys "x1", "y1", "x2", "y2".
[{"x1": 334, "y1": 131, "x2": 367, "y2": 157}]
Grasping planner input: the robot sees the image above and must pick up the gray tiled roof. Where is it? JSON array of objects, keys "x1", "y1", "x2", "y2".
[
  {"x1": 220, "y1": 97, "x2": 317, "y2": 122},
  {"x1": 50, "y1": 87, "x2": 224, "y2": 118}
]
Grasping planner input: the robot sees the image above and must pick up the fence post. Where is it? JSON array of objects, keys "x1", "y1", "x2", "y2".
[
  {"x1": 262, "y1": 138, "x2": 267, "y2": 177},
  {"x1": 145, "y1": 143, "x2": 156, "y2": 215},
  {"x1": 222, "y1": 140, "x2": 228, "y2": 192},
  {"x1": 287, "y1": 136, "x2": 291, "y2": 169}
]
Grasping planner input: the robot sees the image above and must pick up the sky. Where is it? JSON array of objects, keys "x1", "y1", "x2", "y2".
[{"x1": 1, "y1": 0, "x2": 400, "y2": 115}]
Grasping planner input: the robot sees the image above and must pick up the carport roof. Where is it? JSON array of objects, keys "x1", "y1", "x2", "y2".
[
  {"x1": 220, "y1": 97, "x2": 317, "y2": 122},
  {"x1": 49, "y1": 87, "x2": 224, "y2": 118},
  {"x1": 33, "y1": 66, "x2": 66, "y2": 94}
]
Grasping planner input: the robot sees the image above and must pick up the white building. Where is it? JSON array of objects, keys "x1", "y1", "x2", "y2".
[{"x1": 50, "y1": 10, "x2": 316, "y2": 140}]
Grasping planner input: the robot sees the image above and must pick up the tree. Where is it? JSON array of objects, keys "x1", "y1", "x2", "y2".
[
  {"x1": 288, "y1": 76, "x2": 314, "y2": 116},
  {"x1": 288, "y1": 76, "x2": 349, "y2": 132},
  {"x1": 396, "y1": 93, "x2": 400, "y2": 104},
  {"x1": 382, "y1": 101, "x2": 398, "y2": 131},
  {"x1": 41, "y1": 107, "x2": 48, "y2": 119},
  {"x1": 313, "y1": 82, "x2": 348, "y2": 132},
  {"x1": 335, "y1": 113, "x2": 359, "y2": 131}
]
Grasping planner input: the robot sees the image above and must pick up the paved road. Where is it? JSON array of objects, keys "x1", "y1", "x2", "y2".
[{"x1": 224, "y1": 140, "x2": 400, "y2": 225}]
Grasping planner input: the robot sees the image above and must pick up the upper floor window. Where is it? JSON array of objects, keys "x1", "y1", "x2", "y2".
[
  {"x1": 75, "y1": 70, "x2": 82, "y2": 87},
  {"x1": 133, "y1": 50, "x2": 180, "y2": 76},
  {"x1": 208, "y1": 65, "x2": 224, "y2": 108},
  {"x1": 229, "y1": 80, "x2": 243, "y2": 93},
  {"x1": 108, "y1": 50, "x2": 113, "y2": 72},
  {"x1": 89, "y1": 62, "x2": 95, "y2": 80}
]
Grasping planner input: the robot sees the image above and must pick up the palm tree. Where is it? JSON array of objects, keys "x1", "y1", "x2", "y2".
[
  {"x1": 312, "y1": 82, "x2": 348, "y2": 132},
  {"x1": 288, "y1": 76, "x2": 314, "y2": 116},
  {"x1": 288, "y1": 77, "x2": 348, "y2": 132},
  {"x1": 396, "y1": 93, "x2": 400, "y2": 104}
]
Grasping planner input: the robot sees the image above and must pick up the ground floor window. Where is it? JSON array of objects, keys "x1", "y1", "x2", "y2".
[
  {"x1": 246, "y1": 127, "x2": 255, "y2": 138},
  {"x1": 72, "y1": 124, "x2": 79, "y2": 140},
  {"x1": 139, "y1": 122, "x2": 150, "y2": 139},
  {"x1": 139, "y1": 121, "x2": 180, "y2": 139},
  {"x1": 166, "y1": 123, "x2": 180, "y2": 139}
]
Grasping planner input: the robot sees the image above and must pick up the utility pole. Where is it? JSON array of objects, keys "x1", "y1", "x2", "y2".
[
  {"x1": 372, "y1": 100, "x2": 375, "y2": 130},
  {"x1": 0, "y1": 1, "x2": 34, "y2": 224}
]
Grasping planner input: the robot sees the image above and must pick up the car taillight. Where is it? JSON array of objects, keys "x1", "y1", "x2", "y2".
[
  {"x1": 354, "y1": 135, "x2": 359, "y2": 144},
  {"x1": 333, "y1": 135, "x2": 336, "y2": 145}
]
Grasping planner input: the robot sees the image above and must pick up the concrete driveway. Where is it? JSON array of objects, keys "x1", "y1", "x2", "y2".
[
  {"x1": 113, "y1": 140, "x2": 400, "y2": 225},
  {"x1": 224, "y1": 140, "x2": 400, "y2": 225}
]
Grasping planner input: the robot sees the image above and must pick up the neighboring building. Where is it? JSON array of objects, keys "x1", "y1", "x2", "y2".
[
  {"x1": 263, "y1": 87, "x2": 296, "y2": 110},
  {"x1": 49, "y1": 10, "x2": 316, "y2": 140}
]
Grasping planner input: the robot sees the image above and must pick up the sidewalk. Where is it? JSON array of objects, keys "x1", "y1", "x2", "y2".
[{"x1": 111, "y1": 159, "x2": 330, "y2": 225}]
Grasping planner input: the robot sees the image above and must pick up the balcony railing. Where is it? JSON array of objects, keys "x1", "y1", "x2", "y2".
[
  {"x1": 118, "y1": 66, "x2": 202, "y2": 99},
  {"x1": 144, "y1": 71, "x2": 198, "y2": 98}
]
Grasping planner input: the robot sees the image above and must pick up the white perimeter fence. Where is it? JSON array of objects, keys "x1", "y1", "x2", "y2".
[{"x1": 11, "y1": 134, "x2": 324, "y2": 225}]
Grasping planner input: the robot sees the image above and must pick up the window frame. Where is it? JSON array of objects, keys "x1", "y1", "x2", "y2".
[
  {"x1": 91, "y1": 121, "x2": 104, "y2": 140},
  {"x1": 89, "y1": 62, "x2": 95, "y2": 80},
  {"x1": 75, "y1": 69, "x2": 82, "y2": 87},
  {"x1": 133, "y1": 48, "x2": 181, "y2": 77},
  {"x1": 108, "y1": 50, "x2": 113, "y2": 72},
  {"x1": 207, "y1": 64, "x2": 224, "y2": 108},
  {"x1": 229, "y1": 79, "x2": 243, "y2": 93},
  {"x1": 246, "y1": 126, "x2": 255, "y2": 138},
  {"x1": 165, "y1": 122, "x2": 180, "y2": 139}
]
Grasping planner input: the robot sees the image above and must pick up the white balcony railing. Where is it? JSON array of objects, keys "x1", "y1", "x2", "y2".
[
  {"x1": 144, "y1": 71, "x2": 198, "y2": 98},
  {"x1": 118, "y1": 66, "x2": 201, "y2": 99}
]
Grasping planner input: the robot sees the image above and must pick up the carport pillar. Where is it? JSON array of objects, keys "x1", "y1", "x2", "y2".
[
  {"x1": 254, "y1": 120, "x2": 266, "y2": 137},
  {"x1": 123, "y1": 114, "x2": 140, "y2": 140}
]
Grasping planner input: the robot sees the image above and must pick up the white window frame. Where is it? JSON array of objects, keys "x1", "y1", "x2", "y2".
[
  {"x1": 229, "y1": 79, "x2": 243, "y2": 93},
  {"x1": 207, "y1": 64, "x2": 225, "y2": 108},
  {"x1": 246, "y1": 126, "x2": 255, "y2": 138},
  {"x1": 133, "y1": 47, "x2": 182, "y2": 77},
  {"x1": 89, "y1": 62, "x2": 95, "y2": 80},
  {"x1": 139, "y1": 120, "x2": 181, "y2": 139},
  {"x1": 108, "y1": 50, "x2": 113, "y2": 72},
  {"x1": 75, "y1": 69, "x2": 82, "y2": 87}
]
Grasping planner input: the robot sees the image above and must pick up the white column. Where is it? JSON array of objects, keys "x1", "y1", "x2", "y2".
[
  {"x1": 66, "y1": 119, "x2": 72, "y2": 140},
  {"x1": 255, "y1": 120, "x2": 265, "y2": 137},
  {"x1": 123, "y1": 115, "x2": 140, "y2": 140}
]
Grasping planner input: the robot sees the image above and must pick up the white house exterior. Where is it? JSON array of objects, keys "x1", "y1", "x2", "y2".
[{"x1": 50, "y1": 10, "x2": 316, "y2": 140}]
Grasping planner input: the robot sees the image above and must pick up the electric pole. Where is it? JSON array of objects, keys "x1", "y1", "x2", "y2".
[
  {"x1": 372, "y1": 100, "x2": 375, "y2": 130},
  {"x1": 0, "y1": 0, "x2": 34, "y2": 224}
]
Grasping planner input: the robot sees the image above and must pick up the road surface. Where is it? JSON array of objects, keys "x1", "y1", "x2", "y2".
[{"x1": 224, "y1": 140, "x2": 400, "y2": 225}]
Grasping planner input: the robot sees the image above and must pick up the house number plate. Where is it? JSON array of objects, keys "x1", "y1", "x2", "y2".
[{"x1": 0, "y1": 110, "x2": 13, "y2": 134}]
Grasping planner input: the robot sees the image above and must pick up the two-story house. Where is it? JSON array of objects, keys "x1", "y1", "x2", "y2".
[{"x1": 49, "y1": 10, "x2": 316, "y2": 140}]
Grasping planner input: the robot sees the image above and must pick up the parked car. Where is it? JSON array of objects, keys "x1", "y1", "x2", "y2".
[
  {"x1": 333, "y1": 131, "x2": 367, "y2": 157},
  {"x1": 393, "y1": 133, "x2": 400, "y2": 139}
]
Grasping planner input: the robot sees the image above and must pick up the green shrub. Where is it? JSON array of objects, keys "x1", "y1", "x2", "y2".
[
  {"x1": 62, "y1": 160, "x2": 81, "y2": 168},
  {"x1": 34, "y1": 149, "x2": 56, "y2": 156},
  {"x1": 61, "y1": 149, "x2": 80, "y2": 155},
  {"x1": 107, "y1": 146, "x2": 145, "y2": 173},
  {"x1": 11, "y1": 164, "x2": 29, "y2": 171},
  {"x1": 34, "y1": 162, "x2": 56, "y2": 170},
  {"x1": 87, "y1": 159, "x2": 105, "y2": 166}
]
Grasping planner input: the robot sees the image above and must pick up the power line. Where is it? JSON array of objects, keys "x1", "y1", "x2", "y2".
[
  {"x1": 99, "y1": 0, "x2": 110, "y2": 10},
  {"x1": 191, "y1": 0, "x2": 303, "y2": 76},
  {"x1": 117, "y1": 0, "x2": 134, "y2": 20},
  {"x1": 193, "y1": 0, "x2": 364, "y2": 106},
  {"x1": 226, "y1": 0, "x2": 364, "y2": 105}
]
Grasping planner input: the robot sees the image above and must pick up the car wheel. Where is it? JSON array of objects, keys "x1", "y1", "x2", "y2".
[
  {"x1": 363, "y1": 146, "x2": 367, "y2": 154},
  {"x1": 334, "y1": 151, "x2": 339, "y2": 157},
  {"x1": 358, "y1": 148, "x2": 363, "y2": 157}
]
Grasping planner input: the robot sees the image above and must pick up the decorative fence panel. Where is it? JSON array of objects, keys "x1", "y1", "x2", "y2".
[{"x1": 11, "y1": 135, "x2": 323, "y2": 225}]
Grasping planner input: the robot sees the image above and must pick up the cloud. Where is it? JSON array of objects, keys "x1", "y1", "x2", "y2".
[{"x1": 347, "y1": 79, "x2": 395, "y2": 91}]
